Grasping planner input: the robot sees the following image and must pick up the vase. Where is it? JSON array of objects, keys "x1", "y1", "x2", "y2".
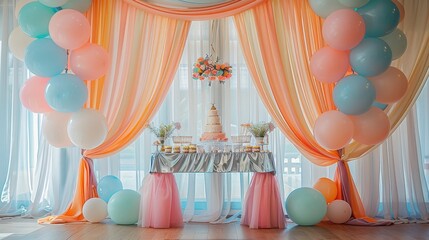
[
  {"x1": 158, "y1": 137, "x2": 165, "y2": 152},
  {"x1": 255, "y1": 136, "x2": 265, "y2": 145}
]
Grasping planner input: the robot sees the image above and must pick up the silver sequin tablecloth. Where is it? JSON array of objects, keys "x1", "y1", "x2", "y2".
[{"x1": 150, "y1": 152, "x2": 275, "y2": 173}]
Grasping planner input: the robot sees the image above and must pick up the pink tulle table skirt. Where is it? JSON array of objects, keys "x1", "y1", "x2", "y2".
[
  {"x1": 138, "y1": 173, "x2": 183, "y2": 228},
  {"x1": 241, "y1": 173, "x2": 286, "y2": 229}
]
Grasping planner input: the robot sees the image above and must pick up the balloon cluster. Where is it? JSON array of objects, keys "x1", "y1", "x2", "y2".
[
  {"x1": 310, "y1": 0, "x2": 408, "y2": 149},
  {"x1": 10, "y1": 0, "x2": 109, "y2": 150},
  {"x1": 83, "y1": 176, "x2": 141, "y2": 225}
]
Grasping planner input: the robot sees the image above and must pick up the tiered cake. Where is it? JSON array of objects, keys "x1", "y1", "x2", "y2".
[{"x1": 200, "y1": 104, "x2": 228, "y2": 142}]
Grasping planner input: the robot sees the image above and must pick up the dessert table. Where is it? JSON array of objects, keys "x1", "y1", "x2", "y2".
[{"x1": 138, "y1": 152, "x2": 285, "y2": 229}]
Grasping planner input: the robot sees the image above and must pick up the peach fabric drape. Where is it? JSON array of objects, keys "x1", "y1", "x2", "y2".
[
  {"x1": 234, "y1": 0, "x2": 429, "y2": 220},
  {"x1": 39, "y1": 0, "x2": 191, "y2": 223},
  {"x1": 125, "y1": 0, "x2": 267, "y2": 20}
]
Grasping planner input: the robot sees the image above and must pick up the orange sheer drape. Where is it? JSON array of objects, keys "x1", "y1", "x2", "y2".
[
  {"x1": 234, "y1": 0, "x2": 429, "y2": 219},
  {"x1": 39, "y1": 0, "x2": 191, "y2": 223}
]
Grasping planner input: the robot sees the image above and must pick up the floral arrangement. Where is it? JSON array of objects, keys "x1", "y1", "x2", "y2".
[
  {"x1": 147, "y1": 122, "x2": 181, "y2": 139},
  {"x1": 192, "y1": 55, "x2": 232, "y2": 84},
  {"x1": 245, "y1": 122, "x2": 276, "y2": 138}
]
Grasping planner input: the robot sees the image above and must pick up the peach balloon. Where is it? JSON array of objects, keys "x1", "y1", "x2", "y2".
[
  {"x1": 70, "y1": 43, "x2": 109, "y2": 80},
  {"x1": 392, "y1": 0, "x2": 405, "y2": 23},
  {"x1": 313, "y1": 177, "x2": 338, "y2": 203},
  {"x1": 314, "y1": 110, "x2": 354, "y2": 150},
  {"x1": 322, "y1": 9, "x2": 366, "y2": 50},
  {"x1": 369, "y1": 67, "x2": 408, "y2": 104},
  {"x1": 350, "y1": 107, "x2": 390, "y2": 145},
  {"x1": 327, "y1": 200, "x2": 352, "y2": 224},
  {"x1": 19, "y1": 76, "x2": 53, "y2": 113},
  {"x1": 310, "y1": 47, "x2": 350, "y2": 83},
  {"x1": 49, "y1": 9, "x2": 90, "y2": 50}
]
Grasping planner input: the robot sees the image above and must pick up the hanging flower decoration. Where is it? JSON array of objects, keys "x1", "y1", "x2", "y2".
[{"x1": 192, "y1": 55, "x2": 232, "y2": 85}]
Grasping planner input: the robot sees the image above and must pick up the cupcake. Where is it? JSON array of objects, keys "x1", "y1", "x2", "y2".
[
  {"x1": 182, "y1": 146, "x2": 190, "y2": 153},
  {"x1": 245, "y1": 145, "x2": 253, "y2": 152},
  {"x1": 189, "y1": 144, "x2": 197, "y2": 153},
  {"x1": 252, "y1": 146, "x2": 260, "y2": 152},
  {"x1": 164, "y1": 146, "x2": 172, "y2": 153},
  {"x1": 173, "y1": 145, "x2": 181, "y2": 153}
]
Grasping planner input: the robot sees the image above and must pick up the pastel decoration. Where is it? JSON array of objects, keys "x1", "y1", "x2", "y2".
[
  {"x1": 9, "y1": 27, "x2": 35, "y2": 61},
  {"x1": 391, "y1": 0, "x2": 405, "y2": 23},
  {"x1": 61, "y1": 0, "x2": 92, "y2": 12},
  {"x1": 49, "y1": 9, "x2": 90, "y2": 50},
  {"x1": 108, "y1": 190, "x2": 141, "y2": 225},
  {"x1": 285, "y1": 187, "x2": 327, "y2": 226},
  {"x1": 380, "y1": 28, "x2": 407, "y2": 60},
  {"x1": 97, "y1": 175, "x2": 123, "y2": 203},
  {"x1": 333, "y1": 75, "x2": 376, "y2": 115},
  {"x1": 18, "y1": 2, "x2": 56, "y2": 38},
  {"x1": 350, "y1": 38, "x2": 392, "y2": 77},
  {"x1": 308, "y1": 0, "x2": 346, "y2": 19},
  {"x1": 45, "y1": 74, "x2": 88, "y2": 112},
  {"x1": 350, "y1": 107, "x2": 390, "y2": 145},
  {"x1": 39, "y1": 0, "x2": 69, "y2": 7},
  {"x1": 24, "y1": 38, "x2": 67, "y2": 77},
  {"x1": 372, "y1": 101, "x2": 388, "y2": 111},
  {"x1": 15, "y1": 0, "x2": 35, "y2": 18},
  {"x1": 313, "y1": 177, "x2": 338, "y2": 204},
  {"x1": 20, "y1": 76, "x2": 53, "y2": 113},
  {"x1": 314, "y1": 110, "x2": 354, "y2": 150},
  {"x1": 368, "y1": 66, "x2": 408, "y2": 104},
  {"x1": 310, "y1": 47, "x2": 349, "y2": 83},
  {"x1": 356, "y1": 0, "x2": 400, "y2": 37},
  {"x1": 83, "y1": 198, "x2": 108, "y2": 223},
  {"x1": 337, "y1": 0, "x2": 369, "y2": 8},
  {"x1": 326, "y1": 200, "x2": 352, "y2": 224},
  {"x1": 42, "y1": 112, "x2": 73, "y2": 148},
  {"x1": 322, "y1": 9, "x2": 366, "y2": 50},
  {"x1": 70, "y1": 44, "x2": 109, "y2": 80},
  {"x1": 67, "y1": 109, "x2": 108, "y2": 150}
]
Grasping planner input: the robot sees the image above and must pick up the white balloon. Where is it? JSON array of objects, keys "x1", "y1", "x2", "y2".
[
  {"x1": 326, "y1": 200, "x2": 352, "y2": 224},
  {"x1": 83, "y1": 198, "x2": 108, "y2": 223},
  {"x1": 42, "y1": 112, "x2": 74, "y2": 148},
  {"x1": 8, "y1": 27, "x2": 34, "y2": 61},
  {"x1": 309, "y1": 0, "x2": 347, "y2": 18},
  {"x1": 39, "y1": 0, "x2": 69, "y2": 7},
  {"x1": 15, "y1": 0, "x2": 35, "y2": 19},
  {"x1": 67, "y1": 109, "x2": 108, "y2": 150},
  {"x1": 337, "y1": 0, "x2": 369, "y2": 8}
]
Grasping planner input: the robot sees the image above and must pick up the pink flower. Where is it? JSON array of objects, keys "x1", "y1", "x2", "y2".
[
  {"x1": 199, "y1": 76, "x2": 205, "y2": 81},
  {"x1": 209, "y1": 76, "x2": 216, "y2": 81},
  {"x1": 174, "y1": 122, "x2": 181, "y2": 130},
  {"x1": 268, "y1": 122, "x2": 276, "y2": 132}
]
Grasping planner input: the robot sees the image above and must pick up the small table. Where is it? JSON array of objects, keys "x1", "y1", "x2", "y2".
[{"x1": 138, "y1": 152, "x2": 285, "y2": 229}]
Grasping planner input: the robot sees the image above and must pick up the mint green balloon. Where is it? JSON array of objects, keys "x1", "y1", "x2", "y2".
[
  {"x1": 18, "y1": 2, "x2": 56, "y2": 38},
  {"x1": 286, "y1": 187, "x2": 327, "y2": 226},
  {"x1": 107, "y1": 190, "x2": 140, "y2": 225}
]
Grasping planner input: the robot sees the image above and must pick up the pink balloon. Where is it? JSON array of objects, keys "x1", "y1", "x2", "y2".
[
  {"x1": 310, "y1": 47, "x2": 350, "y2": 83},
  {"x1": 42, "y1": 112, "x2": 74, "y2": 148},
  {"x1": 350, "y1": 107, "x2": 390, "y2": 145},
  {"x1": 20, "y1": 76, "x2": 53, "y2": 113},
  {"x1": 49, "y1": 9, "x2": 90, "y2": 50},
  {"x1": 314, "y1": 110, "x2": 354, "y2": 150},
  {"x1": 70, "y1": 43, "x2": 109, "y2": 80},
  {"x1": 323, "y1": 9, "x2": 366, "y2": 50},
  {"x1": 369, "y1": 67, "x2": 408, "y2": 104}
]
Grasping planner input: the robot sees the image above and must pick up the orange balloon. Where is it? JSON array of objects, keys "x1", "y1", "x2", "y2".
[
  {"x1": 350, "y1": 107, "x2": 390, "y2": 145},
  {"x1": 313, "y1": 177, "x2": 338, "y2": 203}
]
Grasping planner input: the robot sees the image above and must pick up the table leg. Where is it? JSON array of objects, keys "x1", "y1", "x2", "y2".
[
  {"x1": 241, "y1": 172, "x2": 286, "y2": 229},
  {"x1": 138, "y1": 173, "x2": 183, "y2": 228}
]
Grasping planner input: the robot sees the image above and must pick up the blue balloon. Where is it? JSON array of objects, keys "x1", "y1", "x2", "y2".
[
  {"x1": 45, "y1": 74, "x2": 88, "y2": 112},
  {"x1": 97, "y1": 175, "x2": 123, "y2": 203},
  {"x1": 350, "y1": 38, "x2": 392, "y2": 77},
  {"x1": 286, "y1": 187, "x2": 327, "y2": 226},
  {"x1": 107, "y1": 189, "x2": 140, "y2": 225},
  {"x1": 372, "y1": 101, "x2": 388, "y2": 110},
  {"x1": 25, "y1": 38, "x2": 67, "y2": 77},
  {"x1": 357, "y1": 0, "x2": 400, "y2": 37},
  {"x1": 334, "y1": 75, "x2": 376, "y2": 115},
  {"x1": 18, "y1": 2, "x2": 56, "y2": 38},
  {"x1": 61, "y1": 0, "x2": 92, "y2": 12}
]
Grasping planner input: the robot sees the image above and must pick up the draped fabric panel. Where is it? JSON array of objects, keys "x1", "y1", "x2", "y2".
[
  {"x1": 39, "y1": 0, "x2": 191, "y2": 223},
  {"x1": 234, "y1": 0, "x2": 429, "y2": 220}
]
